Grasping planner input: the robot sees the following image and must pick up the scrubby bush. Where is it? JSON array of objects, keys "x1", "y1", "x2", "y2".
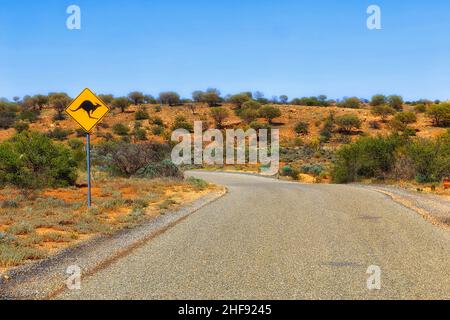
[
  {"x1": 151, "y1": 117, "x2": 164, "y2": 126},
  {"x1": 0, "y1": 131, "x2": 78, "y2": 189},
  {"x1": 228, "y1": 93, "x2": 251, "y2": 108},
  {"x1": 371, "y1": 104, "x2": 396, "y2": 122},
  {"x1": 137, "y1": 159, "x2": 182, "y2": 179},
  {"x1": 210, "y1": 107, "x2": 230, "y2": 128},
  {"x1": 338, "y1": 97, "x2": 361, "y2": 109},
  {"x1": 239, "y1": 108, "x2": 260, "y2": 123},
  {"x1": 387, "y1": 95, "x2": 404, "y2": 111},
  {"x1": 294, "y1": 121, "x2": 309, "y2": 135},
  {"x1": 259, "y1": 106, "x2": 281, "y2": 124},
  {"x1": 280, "y1": 166, "x2": 300, "y2": 180},
  {"x1": 47, "y1": 127, "x2": 72, "y2": 141},
  {"x1": 414, "y1": 104, "x2": 426, "y2": 113},
  {"x1": 331, "y1": 135, "x2": 404, "y2": 183},
  {"x1": 171, "y1": 116, "x2": 193, "y2": 132},
  {"x1": 112, "y1": 123, "x2": 130, "y2": 136},
  {"x1": 133, "y1": 128, "x2": 147, "y2": 141},
  {"x1": 134, "y1": 106, "x2": 150, "y2": 120},
  {"x1": 151, "y1": 126, "x2": 165, "y2": 136},
  {"x1": 370, "y1": 94, "x2": 387, "y2": 106},
  {"x1": 427, "y1": 103, "x2": 450, "y2": 127},
  {"x1": 92, "y1": 141, "x2": 172, "y2": 177},
  {"x1": 0, "y1": 102, "x2": 18, "y2": 129},
  {"x1": 14, "y1": 121, "x2": 29, "y2": 133},
  {"x1": 335, "y1": 114, "x2": 361, "y2": 134},
  {"x1": 332, "y1": 132, "x2": 450, "y2": 184}
]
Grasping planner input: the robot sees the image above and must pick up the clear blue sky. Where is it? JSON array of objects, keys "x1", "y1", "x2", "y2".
[{"x1": 1, "y1": 0, "x2": 449, "y2": 101}]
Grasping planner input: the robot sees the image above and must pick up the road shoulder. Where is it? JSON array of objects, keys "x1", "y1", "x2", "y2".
[{"x1": 0, "y1": 188, "x2": 227, "y2": 300}]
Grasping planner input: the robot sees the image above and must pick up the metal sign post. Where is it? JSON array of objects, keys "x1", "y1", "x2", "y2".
[
  {"x1": 86, "y1": 133, "x2": 92, "y2": 208},
  {"x1": 65, "y1": 88, "x2": 110, "y2": 209}
]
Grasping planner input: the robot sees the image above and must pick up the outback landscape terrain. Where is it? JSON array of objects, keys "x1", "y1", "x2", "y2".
[{"x1": 0, "y1": 90, "x2": 449, "y2": 296}]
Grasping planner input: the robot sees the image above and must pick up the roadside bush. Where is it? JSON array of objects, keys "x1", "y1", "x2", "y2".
[
  {"x1": 112, "y1": 123, "x2": 130, "y2": 136},
  {"x1": 0, "y1": 131, "x2": 78, "y2": 189},
  {"x1": 280, "y1": 166, "x2": 300, "y2": 180},
  {"x1": 137, "y1": 159, "x2": 183, "y2": 179},
  {"x1": 92, "y1": 141, "x2": 172, "y2": 177},
  {"x1": 331, "y1": 135, "x2": 404, "y2": 183},
  {"x1": 301, "y1": 164, "x2": 324, "y2": 176},
  {"x1": 18, "y1": 109, "x2": 40, "y2": 123}
]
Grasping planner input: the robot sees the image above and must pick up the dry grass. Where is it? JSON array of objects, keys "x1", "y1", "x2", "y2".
[{"x1": 0, "y1": 177, "x2": 217, "y2": 271}]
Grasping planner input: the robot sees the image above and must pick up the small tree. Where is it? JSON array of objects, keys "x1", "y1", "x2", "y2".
[
  {"x1": 239, "y1": 108, "x2": 259, "y2": 123},
  {"x1": 159, "y1": 92, "x2": 181, "y2": 106},
  {"x1": 98, "y1": 94, "x2": 114, "y2": 105},
  {"x1": 388, "y1": 95, "x2": 404, "y2": 111},
  {"x1": 371, "y1": 104, "x2": 396, "y2": 122},
  {"x1": 112, "y1": 97, "x2": 130, "y2": 113},
  {"x1": 427, "y1": 103, "x2": 450, "y2": 127},
  {"x1": 228, "y1": 93, "x2": 251, "y2": 108},
  {"x1": 335, "y1": 114, "x2": 362, "y2": 134},
  {"x1": 210, "y1": 107, "x2": 230, "y2": 129},
  {"x1": 370, "y1": 94, "x2": 387, "y2": 106},
  {"x1": 49, "y1": 93, "x2": 71, "y2": 120},
  {"x1": 279, "y1": 95, "x2": 289, "y2": 104},
  {"x1": 259, "y1": 106, "x2": 281, "y2": 124},
  {"x1": 112, "y1": 123, "x2": 130, "y2": 136},
  {"x1": 128, "y1": 91, "x2": 145, "y2": 105},
  {"x1": 338, "y1": 97, "x2": 361, "y2": 109}
]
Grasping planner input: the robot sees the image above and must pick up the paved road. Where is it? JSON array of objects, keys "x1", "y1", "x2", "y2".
[{"x1": 59, "y1": 172, "x2": 450, "y2": 300}]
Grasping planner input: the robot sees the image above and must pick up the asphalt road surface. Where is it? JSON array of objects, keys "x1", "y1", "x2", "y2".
[{"x1": 59, "y1": 172, "x2": 450, "y2": 300}]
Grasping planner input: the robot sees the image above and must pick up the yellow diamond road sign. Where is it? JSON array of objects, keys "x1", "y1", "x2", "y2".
[{"x1": 65, "y1": 88, "x2": 110, "y2": 133}]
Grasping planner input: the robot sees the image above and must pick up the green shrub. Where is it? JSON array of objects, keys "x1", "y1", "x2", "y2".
[
  {"x1": 0, "y1": 102, "x2": 18, "y2": 129},
  {"x1": 14, "y1": 121, "x2": 30, "y2": 133},
  {"x1": 301, "y1": 164, "x2": 323, "y2": 176},
  {"x1": 294, "y1": 121, "x2": 309, "y2": 135},
  {"x1": 92, "y1": 141, "x2": 172, "y2": 177},
  {"x1": 134, "y1": 128, "x2": 148, "y2": 141},
  {"x1": 332, "y1": 135, "x2": 404, "y2": 183},
  {"x1": 137, "y1": 159, "x2": 182, "y2": 179},
  {"x1": 47, "y1": 127, "x2": 72, "y2": 141},
  {"x1": 427, "y1": 103, "x2": 450, "y2": 127},
  {"x1": 335, "y1": 114, "x2": 361, "y2": 134},
  {"x1": 171, "y1": 116, "x2": 193, "y2": 132},
  {"x1": 338, "y1": 97, "x2": 360, "y2": 109},
  {"x1": 414, "y1": 104, "x2": 426, "y2": 113},
  {"x1": 259, "y1": 106, "x2": 281, "y2": 124},
  {"x1": 152, "y1": 125, "x2": 165, "y2": 136},
  {"x1": 19, "y1": 109, "x2": 40, "y2": 123},
  {"x1": 112, "y1": 123, "x2": 130, "y2": 136},
  {"x1": 0, "y1": 131, "x2": 78, "y2": 189},
  {"x1": 280, "y1": 166, "x2": 300, "y2": 179},
  {"x1": 151, "y1": 117, "x2": 164, "y2": 126},
  {"x1": 135, "y1": 107, "x2": 150, "y2": 120},
  {"x1": 186, "y1": 177, "x2": 208, "y2": 190}
]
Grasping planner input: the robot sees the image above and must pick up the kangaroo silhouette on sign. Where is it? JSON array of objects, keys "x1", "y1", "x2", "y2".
[{"x1": 71, "y1": 100, "x2": 102, "y2": 119}]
